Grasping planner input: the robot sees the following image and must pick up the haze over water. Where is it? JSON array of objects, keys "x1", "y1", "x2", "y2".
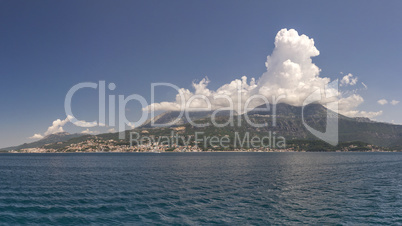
[{"x1": 0, "y1": 152, "x2": 401, "y2": 224}]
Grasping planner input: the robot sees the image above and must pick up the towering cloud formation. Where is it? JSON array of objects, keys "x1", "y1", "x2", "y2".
[
  {"x1": 145, "y1": 28, "x2": 380, "y2": 118},
  {"x1": 255, "y1": 29, "x2": 329, "y2": 106}
]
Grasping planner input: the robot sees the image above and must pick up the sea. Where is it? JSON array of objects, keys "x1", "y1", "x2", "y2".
[{"x1": 0, "y1": 152, "x2": 401, "y2": 225}]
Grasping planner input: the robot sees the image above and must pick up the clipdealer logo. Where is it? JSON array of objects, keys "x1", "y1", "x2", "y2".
[{"x1": 64, "y1": 80, "x2": 339, "y2": 146}]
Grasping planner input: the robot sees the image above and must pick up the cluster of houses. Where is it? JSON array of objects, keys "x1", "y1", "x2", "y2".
[{"x1": 9, "y1": 138, "x2": 391, "y2": 153}]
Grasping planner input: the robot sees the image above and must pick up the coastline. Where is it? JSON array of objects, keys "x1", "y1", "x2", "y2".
[{"x1": 3, "y1": 150, "x2": 400, "y2": 154}]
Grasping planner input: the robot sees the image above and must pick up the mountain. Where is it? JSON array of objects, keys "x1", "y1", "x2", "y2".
[
  {"x1": 141, "y1": 110, "x2": 233, "y2": 128},
  {"x1": 1, "y1": 132, "x2": 85, "y2": 151},
  {"x1": 3, "y1": 103, "x2": 402, "y2": 151},
  {"x1": 139, "y1": 103, "x2": 402, "y2": 148},
  {"x1": 246, "y1": 103, "x2": 402, "y2": 147}
]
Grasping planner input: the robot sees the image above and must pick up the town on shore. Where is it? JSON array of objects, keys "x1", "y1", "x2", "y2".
[{"x1": 6, "y1": 137, "x2": 396, "y2": 153}]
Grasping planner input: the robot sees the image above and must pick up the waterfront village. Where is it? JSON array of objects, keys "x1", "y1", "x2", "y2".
[
  {"x1": 8, "y1": 136, "x2": 390, "y2": 153},
  {"x1": 11, "y1": 139, "x2": 293, "y2": 153}
]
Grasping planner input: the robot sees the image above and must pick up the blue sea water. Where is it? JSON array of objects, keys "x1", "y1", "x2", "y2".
[{"x1": 0, "y1": 152, "x2": 401, "y2": 225}]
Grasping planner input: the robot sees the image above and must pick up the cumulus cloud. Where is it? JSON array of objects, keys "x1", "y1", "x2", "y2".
[
  {"x1": 339, "y1": 99, "x2": 382, "y2": 119},
  {"x1": 108, "y1": 128, "x2": 116, "y2": 133},
  {"x1": 144, "y1": 28, "x2": 380, "y2": 119},
  {"x1": 44, "y1": 117, "x2": 70, "y2": 136},
  {"x1": 391, "y1": 100, "x2": 399, "y2": 105},
  {"x1": 29, "y1": 134, "x2": 44, "y2": 139},
  {"x1": 340, "y1": 73, "x2": 358, "y2": 86},
  {"x1": 377, "y1": 99, "x2": 388, "y2": 105},
  {"x1": 333, "y1": 94, "x2": 382, "y2": 118},
  {"x1": 28, "y1": 116, "x2": 99, "y2": 139},
  {"x1": 28, "y1": 117, "x2": 70, "y2": 140}
]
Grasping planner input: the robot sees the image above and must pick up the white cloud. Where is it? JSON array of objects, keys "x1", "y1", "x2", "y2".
[
  {"x1": 361, "y1": 82, "x2": 368, "y2": 89},
  {"x1": 81, "y1": 128, "x2": 99, "y2": 134},
  {"x1": 376, "y1": 99, "x2": 399, "y2": 106},
  {"x1": 353, "y1": 110, "x2": 383, "y2": 118},
  {"x1": 66, "y1": 115, "x2": 98, "y2": 127},
  {"x1": 337, "y1": 94, "x2": 364, "y2": 115},
  {"x1": 144, "y1": 28, "x2": 379, "y2": 119},
  {"x1": 340, "y1": 73, "x2": 358, "y2": 86},
  {"x1": 29, "y1": 115, "x2": 99, "y2": 139},
  {"x1": 108, "y1": 128, "x2": 116, "y2": 133},
  {"x1": 44, "y1": 117, "x2": 70, "y2": 136},
  {"x1": 29, "y1": 133, "x2": 44, "y2": 139},
  {"x1": 335, "y1": 94, "x2": 382, "y2": 118},
  {"x1": 29, "y1": 117, "x2": 70, "y2": 139},
  {"x1": 377, "y1": 99, "x2": 388, "y2": 105}
]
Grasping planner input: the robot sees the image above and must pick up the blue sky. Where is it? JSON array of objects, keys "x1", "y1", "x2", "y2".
[{"x1": 1, "y1": 0, "x2": 401, "y2": 148}]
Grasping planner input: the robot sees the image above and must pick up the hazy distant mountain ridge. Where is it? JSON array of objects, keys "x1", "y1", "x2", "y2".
[{"x1": 1, "y1": 132, "x2": 84, "y2": 151}]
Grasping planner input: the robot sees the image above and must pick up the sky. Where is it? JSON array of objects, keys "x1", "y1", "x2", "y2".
[{"x1": 1, "y1": 0, "x2": 401, "y2": 148}]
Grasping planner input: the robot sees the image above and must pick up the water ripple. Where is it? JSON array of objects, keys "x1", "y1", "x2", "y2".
[{"x1": 0, "y1": 152, "x2": 401, "y2": 224}]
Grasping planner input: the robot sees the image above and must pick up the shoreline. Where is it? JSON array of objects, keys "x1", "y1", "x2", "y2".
[{"x1": 2, "y1": 150, "x2": 401, "y2": 154}]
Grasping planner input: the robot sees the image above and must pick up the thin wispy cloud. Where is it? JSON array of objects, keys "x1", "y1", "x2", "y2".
[{"x1": 391, "y1": 100, "x2": 400, "y2": 106}]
